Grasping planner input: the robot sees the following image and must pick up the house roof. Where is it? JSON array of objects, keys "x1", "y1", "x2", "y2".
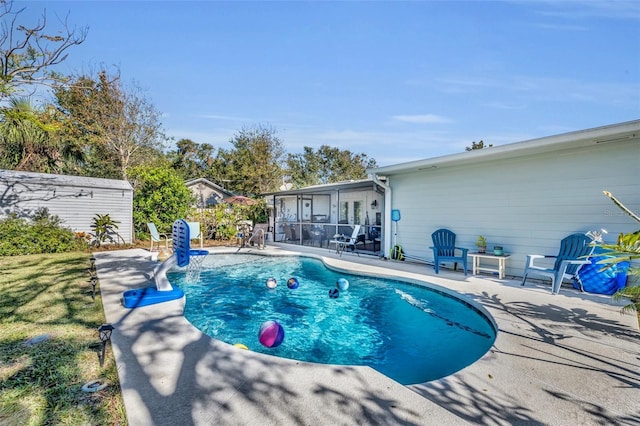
[
  {"x1": 185, "y1": 177, "x2": 232, "y2": 196},
  {"x1": 0, "y1": 169, "x2": 133, "y2": 191},
  {"x1": 263, "y1": 178, "x2": 379, "y2": 196},
  {"x1": 370, "y1": 119, "x2": 640, "y2": 176}
]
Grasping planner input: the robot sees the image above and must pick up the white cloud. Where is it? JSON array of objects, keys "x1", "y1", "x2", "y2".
[{"x1": 391, "y1": 114, "x2": 453, "y2": 124}]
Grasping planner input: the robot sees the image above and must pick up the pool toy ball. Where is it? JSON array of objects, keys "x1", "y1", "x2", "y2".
[
  {"x1": 336, "y1": 278, "x2": 349, "y2": 291},
  {"x1": 329, "y1": 288, "x2": 340, "y2": 298},
  {"x1": 233, "y1": 343, "x2": 249, "y2": 350},
  {"x1": 258, "y1": 320, "x2": 285, "y2": 348},
  {"x1": 266, "y1": 278, "x2": 277, "y2": 289},
  {"x1": 287, "y1": 277, "x2": 300, "y2": 289}
]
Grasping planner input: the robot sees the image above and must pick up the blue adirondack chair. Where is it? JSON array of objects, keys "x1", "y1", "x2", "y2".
[
  {"x1": 430, "y1": 229, "x2": 469, "y2": 275},
  {"x1": 521, "y1": 233, "x2": 594, "y2": 294}
]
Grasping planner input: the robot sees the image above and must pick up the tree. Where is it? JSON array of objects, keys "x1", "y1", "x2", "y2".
[
  {"x1": 0, "y1": 97, "x2": 81, "y2": 172},
  {"x1": 0, "y1": 0, "x2": 87, "y2": 101},
  {"x1": 286, "y1": 145, "x2": 377, "y2": 187},
  {"x1": 219, "y1": 125, "x2": 285, "y2": 196},
  {"x1": 167, "y1": 138, "x2": 217, "y2": 180},
  {"x1": 53, "y1": 69, "x2": 166, "y2": 180},
  {"x1": 128, "y1": 164, "x2": 194, "y2": 237},
  {"x1": 465, "y1": 140, "x2": 493, "y2": 151}
]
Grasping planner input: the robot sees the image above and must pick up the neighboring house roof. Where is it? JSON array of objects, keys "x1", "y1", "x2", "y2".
[
  {"x1": 185, "y1": 177, "x2": 233, "y2": 207},
  {"x1": 370, "y1": 119, "x2": 640, "y2": 176},
  {"x1": 0, "y1": 169, "x2": 133, "y2": 190},
  {"x1": 185, "y1": 177, "x2": 232, "y2": 195}
]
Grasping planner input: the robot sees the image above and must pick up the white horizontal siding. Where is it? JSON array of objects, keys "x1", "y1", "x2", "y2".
[
  {"x1": 0, "y1": 170, "x2": 133, "y2": 244},
  {"x1": 388, "y1": 138, "x2": 639, "y2": 278}
]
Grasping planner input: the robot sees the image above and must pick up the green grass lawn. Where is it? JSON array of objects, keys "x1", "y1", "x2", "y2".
[{"x1": 0, "y1": 252, "x2": 126, "y2": 425}]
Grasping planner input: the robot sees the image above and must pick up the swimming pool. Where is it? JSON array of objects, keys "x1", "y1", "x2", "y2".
[{"x1": 168, "y1": 254, "x2": 496, "y2": 385}]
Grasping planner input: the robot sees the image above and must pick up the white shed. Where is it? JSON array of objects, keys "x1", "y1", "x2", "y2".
[
  {"x1": 371, "y1": 120, "x2": 640, "y2": 278},
  {"x1": 0, "y1": 170, "x2": 134, "y2": 243}
]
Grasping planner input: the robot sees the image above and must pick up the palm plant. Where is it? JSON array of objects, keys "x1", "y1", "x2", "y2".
[
  {"x1": 0, "y1": 97, "x2": 81, "y2": 173},
  {"x1": 599, "y1": 191, "x2": 640, "y2": 314}
]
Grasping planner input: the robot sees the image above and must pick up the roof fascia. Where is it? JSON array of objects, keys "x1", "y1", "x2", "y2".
[{"x1": 370, "y1": 120, "x2": 640, "y2": 176}]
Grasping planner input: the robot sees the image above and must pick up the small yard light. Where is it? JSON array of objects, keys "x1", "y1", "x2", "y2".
[
  {"x1": 98, "y1": 324, "x2": 114, "y2": 367},
  {"x1": 89, "y1": 256, "x2": 96, "y2": 270},
  {"x1": 89, "y1": 276, "x2": 98, "y2": 300}
]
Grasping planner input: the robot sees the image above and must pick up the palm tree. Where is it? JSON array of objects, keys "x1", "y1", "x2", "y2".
[
  {"x1": 600, "y1": 191, "x2": 640, "y2": 315},
  {"x1": 0, "y1": 97, "x2": 81, "y2": 173}
]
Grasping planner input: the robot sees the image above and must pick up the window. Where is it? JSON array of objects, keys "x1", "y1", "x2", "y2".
[
  {"x1": 339, "y1": 201, "x2": 349, "y2": 223},
  {"x1": 353, "y1": 201, "x2": 362, "y2": 225}
]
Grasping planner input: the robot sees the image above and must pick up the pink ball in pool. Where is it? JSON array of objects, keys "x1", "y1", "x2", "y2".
[{"x1": 258, "y1": 320, "x2": 285, "y2": 348}]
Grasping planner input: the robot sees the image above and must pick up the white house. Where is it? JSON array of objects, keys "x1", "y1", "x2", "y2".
[
  {"x1": 370, "y1": 120, "x2": 640, "y2": 278},
  {"x1": 185, "y1": 177, "x2": 233, "y2": 208},
  {"x1": 0, "y1": 169, "x2": 134, "y2": 243}
]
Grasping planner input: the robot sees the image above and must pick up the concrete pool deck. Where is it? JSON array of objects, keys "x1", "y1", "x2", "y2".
[{"x1": 95, "y1": 245, "x2": 640, "y2": 425}]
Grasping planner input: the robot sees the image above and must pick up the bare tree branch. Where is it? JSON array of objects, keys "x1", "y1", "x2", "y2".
[{"x1": 0, "y1": 0, "x2": 87, "y2": 101}]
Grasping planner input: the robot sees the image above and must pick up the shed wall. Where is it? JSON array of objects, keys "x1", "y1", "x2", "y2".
[
  {"x1": 388, "y1": 139, "x2": 639, "y2": 278},
  {"x1": 0, "y1": 171, "x2": 133, "y2": 243}
]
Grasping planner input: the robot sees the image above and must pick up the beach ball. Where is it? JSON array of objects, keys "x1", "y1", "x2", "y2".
[
  {"x1": 233, "y1": 343, "x2": 249, "y2": 350},
  {"x1": 336, "y1": 278, "x2": 349, "y2": 291},
  {"x1": 258, "y1": 320, "x2": 285, "y2": 348},
  {"x1": 287, "y1": 277, "x2": 300, "y2": 289},
  {"x1": 329, "y1": 288, "x2": 340, "y2": 299},
  {"x1": 266, "y1": 278, "x2": 277, "y2": 289}
]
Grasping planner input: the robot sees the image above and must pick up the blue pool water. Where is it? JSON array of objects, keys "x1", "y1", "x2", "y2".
[{"x1": 169, "y1": 254, "x2": 496, "y2": 385}]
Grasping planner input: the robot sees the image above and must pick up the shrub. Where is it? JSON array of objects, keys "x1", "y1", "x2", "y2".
[
  {"x1": 0, "y1": 209, "x2": 87, "y2": 256},
  {"x1": 128, "y1": 164, "x2": 195, "y2": 237}
]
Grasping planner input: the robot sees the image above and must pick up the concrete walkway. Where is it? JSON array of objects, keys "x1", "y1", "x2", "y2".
[{"x1": 95, "y1": 245, "x2": 640, "y2": 425}]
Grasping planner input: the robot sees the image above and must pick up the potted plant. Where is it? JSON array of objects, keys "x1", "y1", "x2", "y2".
[{"x1": 475, "y1": 235, "x2": 487, "y2": 253}]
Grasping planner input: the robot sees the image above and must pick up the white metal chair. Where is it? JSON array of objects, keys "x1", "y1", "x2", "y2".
[
  {"x1": 147, "y1": 222, "x2": 172, "y2": 251},
  {"x1": 329, "y1": 225, "x2": 363, "y2": 256}
]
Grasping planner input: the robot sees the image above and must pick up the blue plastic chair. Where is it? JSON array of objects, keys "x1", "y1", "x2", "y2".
[
  {"x1": 521, "y1": 233, "x2": 593, "y2": 294},
  {"x1": 430, "y1": 229, "x2": 468, "y2": 275}
]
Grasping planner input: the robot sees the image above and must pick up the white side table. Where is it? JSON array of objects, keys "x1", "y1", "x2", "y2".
[{"x1": 469, "y1": 252, "x2": 511, "y2": 279}]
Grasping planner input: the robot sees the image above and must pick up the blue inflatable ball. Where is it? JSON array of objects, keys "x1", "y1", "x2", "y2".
[
  {"x1": 287, "y1": 277, "x2": 300, "y2": 289},
  {"x1": 336, "y1": 278, "x2": 349, "y2": 291},
  {"x1": 329, "y1": 288, "x2": 340, "y2": 299},
  {"x1": 258, "y1": 320, "x2": 285, "y2": 348},
  {"x1": 266, "y1": 277, "x2": 277, "y2": 289}
]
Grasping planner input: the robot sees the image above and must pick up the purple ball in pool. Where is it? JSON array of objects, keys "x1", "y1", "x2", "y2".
[{"x1": 258, "y1": 320, "x2": 285, "y2": 348}]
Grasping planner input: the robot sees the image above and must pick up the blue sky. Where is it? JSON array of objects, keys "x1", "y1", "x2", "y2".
[{"x1": 21, "y1": 1, "x2": 640, "y2": 166}]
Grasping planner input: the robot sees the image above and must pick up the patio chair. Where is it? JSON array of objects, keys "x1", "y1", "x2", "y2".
[
  {"x1": 187, "y1": 221, "x2": 204, "y2": 249},
  {"x1": 283, "y1": 224, "x2": 297, "y2": 242},
  {"x1": 236, "y1": 220, "x2": 253, "y2": 247},
  {"x1": 430, "y1": 228, "x2": 468, "y2": 275},
  {"x1": 521, "y1": 233, "x2": 594, "y2": 294},
  {"x1": 302, "y1": 225, "x2": 326, "y2": 247},
  {"x1": 329, "y1": 225, "x2": 363, "y2": 256},
  {"x1": 147, "y1": 222, "x2": 172, "y2": 251}
]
